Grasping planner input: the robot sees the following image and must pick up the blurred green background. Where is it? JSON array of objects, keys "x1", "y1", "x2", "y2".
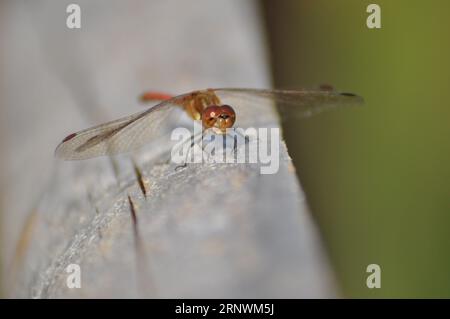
[{"x1": 262, "y1": 0, "x2": 450, "y2": 297}]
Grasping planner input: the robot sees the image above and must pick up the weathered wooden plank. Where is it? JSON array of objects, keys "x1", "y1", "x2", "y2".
[{"x1": 1, "y1": 0, "x2": 337, "y2": 298}]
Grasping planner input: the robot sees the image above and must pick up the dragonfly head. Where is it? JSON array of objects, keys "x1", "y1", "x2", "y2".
[{"x1": 201, "y1": 104, "x2": 236, "y2": 133}]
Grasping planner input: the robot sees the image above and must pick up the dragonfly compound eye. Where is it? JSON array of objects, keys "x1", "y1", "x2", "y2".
[
  {"x1": 202, "y1": 105, "x2": 221, "y2": 128},
  {"x1": 201, "y1": 104, "x2": 236, "y2": 131},
  {"x1": 217, "y1": 105, "x2": 236, "y2": 130}
]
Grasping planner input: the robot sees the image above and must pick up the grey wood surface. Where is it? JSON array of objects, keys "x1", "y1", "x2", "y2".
[{"x1": 0, "y1": 0, "x2": 337, "y2": 298}]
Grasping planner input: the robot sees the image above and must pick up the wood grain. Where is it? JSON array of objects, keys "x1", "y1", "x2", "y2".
[{"x1": 1, "y1": 0, "x2": 337, "y2": 298}]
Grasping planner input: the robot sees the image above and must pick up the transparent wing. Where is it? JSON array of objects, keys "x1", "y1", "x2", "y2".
[
  {"x1": 55, "y1": 96, "x2": 187, "y2": 160},
  {"x1": 55, "y1": 88, "x2": 363, "y2": 160},
  {"x1": 213, "y1": 88, "x2": 364, "y2": 127}
]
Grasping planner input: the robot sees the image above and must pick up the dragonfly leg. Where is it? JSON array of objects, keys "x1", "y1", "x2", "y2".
[
  {"x1": 226, "y1": 131, "x2": 238, "y2": 157},
  {"x1": 228, "y1": 129, "x2": 250, "y2": 160},
  {"x1": 174, "y1": 131, "x2": 204, "y2": 171},
  {"x1": 234, "y1": 129, "x2": 250, "y2": 146}
]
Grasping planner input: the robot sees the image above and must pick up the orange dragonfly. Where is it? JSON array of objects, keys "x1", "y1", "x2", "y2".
[{"x1": 55, "y1": 88, "x2": 363, "y2": 160}]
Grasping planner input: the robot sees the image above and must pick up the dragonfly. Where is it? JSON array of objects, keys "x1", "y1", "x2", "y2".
[{"x1": 55, "y1": 88, "x2": 363, "y2": 160}]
